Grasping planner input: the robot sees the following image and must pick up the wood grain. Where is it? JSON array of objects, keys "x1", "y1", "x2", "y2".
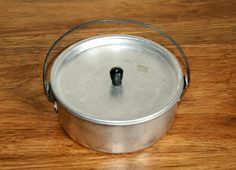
[{"x1": 0, "y1": 0, "x2": 236, "y2": 169}]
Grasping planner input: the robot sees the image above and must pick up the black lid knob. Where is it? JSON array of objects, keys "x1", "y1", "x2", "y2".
[{"x1": 110, "y1": 67, "x2": 123, "y2": 86}]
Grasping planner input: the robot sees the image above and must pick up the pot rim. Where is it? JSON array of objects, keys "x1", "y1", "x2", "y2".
[{"x1": 50, "y1": 34, "x2": 184, "y2": 126}]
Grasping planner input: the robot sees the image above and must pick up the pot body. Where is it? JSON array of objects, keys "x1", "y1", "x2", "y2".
[
  {"x1": 58, "y1": 103, "x2": 177, "y2": 153},
  {"x1": 43, "y1": 20, "x2": 190, "y2": 154}
]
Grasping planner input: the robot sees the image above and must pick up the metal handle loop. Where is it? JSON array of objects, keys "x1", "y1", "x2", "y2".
[{"x1": 43, "y1": 19, "x2": 190, "y2": 102}]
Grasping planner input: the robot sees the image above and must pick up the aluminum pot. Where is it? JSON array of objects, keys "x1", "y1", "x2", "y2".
[{"x1": 43, "y1": 19, "x2": 190, "y2": 153}]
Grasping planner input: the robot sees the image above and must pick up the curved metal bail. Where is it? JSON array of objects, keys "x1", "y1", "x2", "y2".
[{"x1": 43, "y1": 19, "x2": 191, "y2": 103}]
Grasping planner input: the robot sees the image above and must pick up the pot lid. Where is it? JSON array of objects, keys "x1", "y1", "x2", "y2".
[{"x1": 51, "y1": 35, "x2": 183, "y2": 125}]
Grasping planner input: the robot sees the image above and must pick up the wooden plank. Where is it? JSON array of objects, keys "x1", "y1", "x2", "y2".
[{"x1": 0, "y1": 0, "x2": 235, "y2": 169}]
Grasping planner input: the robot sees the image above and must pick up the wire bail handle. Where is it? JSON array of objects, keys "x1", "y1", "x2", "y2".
[{"x1": 43, "y1": 19, "x2": 191, "y2": 102}]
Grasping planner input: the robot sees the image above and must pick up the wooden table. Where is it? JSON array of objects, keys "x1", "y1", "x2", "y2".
[{"x1": 0, "y1": 0, "x2": 235, "y2": 169}]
